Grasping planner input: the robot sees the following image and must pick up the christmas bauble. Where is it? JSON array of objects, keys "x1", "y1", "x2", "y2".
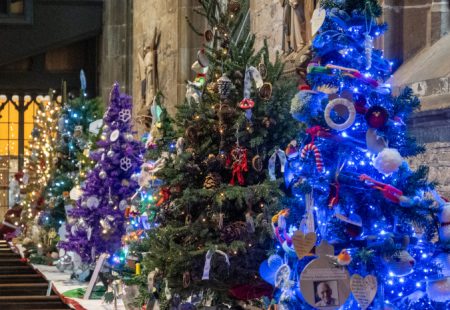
[
  {"x1": 107, "y1": 150, "x2": 115, "y2": 158},
  {"x1": 99, "y1": 170, "x2": 107, "y2": 179},
  {"x1": 439, "y1": 202, "x2": 450, "y2": 243},
  {"x1": 373, "y1": 148, "x2": 403, "y2": 175},
  {"x1": 125, "y1": 133, "x2": 134, "y2": 142},
  {"x1": 427, "y1": 253, "x2": 450, "y2": 302},
  {"x1": 365, "y1": 105, "x2": 389, "y2": 128}
]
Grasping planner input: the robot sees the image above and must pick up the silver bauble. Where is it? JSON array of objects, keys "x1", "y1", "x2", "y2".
[
  {"x1": 125, "y1": 133, "x2": 134, "y2": 142},
  {"x1": 107, "y1": 150, "x2": 115, "y2": 158},
  {"x1": 99, "y1": 170, "x2": 107, "y2": 179}
]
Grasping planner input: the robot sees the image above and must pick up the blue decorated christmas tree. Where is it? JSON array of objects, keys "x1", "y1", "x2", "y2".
[{"x1": 262, "y1": 1, "x2": 450, "y2": 309}]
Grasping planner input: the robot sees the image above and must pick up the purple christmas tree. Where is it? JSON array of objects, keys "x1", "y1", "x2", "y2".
[{"x1": 60, "y1": 83, "x2": 144, "y2": 262}]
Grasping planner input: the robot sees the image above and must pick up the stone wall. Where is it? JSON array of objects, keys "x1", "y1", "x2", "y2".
[
  {"x1": 100, "y1": 0, "x2": 132, "y2": 105},
  {"x1": 409, "y1": 142, "x2": 450, "y2": 197},
  {"x1": 249, "y1": 0, "x2": 283, "y2": 59},
  {"x1": 132, "y1": 0, "x2": 204, "y2": 135}
]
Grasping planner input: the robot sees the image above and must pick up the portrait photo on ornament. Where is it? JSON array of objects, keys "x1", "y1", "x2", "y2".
[{"x1": 314, "y1": 280, "x2": 339, "y2": 307}]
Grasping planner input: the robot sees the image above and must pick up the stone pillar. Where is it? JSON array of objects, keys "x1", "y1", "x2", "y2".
[
  {"x1": 132, "y1": 0, "x2": 204, "y2": 134},
  {"x1": 431, "y1": 0, "x2": 450, "y2": 45},
  {"x1": 383, "y1": 0, "x2": 431, "y2": 64},
  {"x1": 100, "y1": 0, "x2": 133, "y2": 104}
]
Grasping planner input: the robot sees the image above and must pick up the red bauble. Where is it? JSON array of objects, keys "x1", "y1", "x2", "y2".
[{"x1": 365, "y1": 105, "x2": 389, "y2": 128}]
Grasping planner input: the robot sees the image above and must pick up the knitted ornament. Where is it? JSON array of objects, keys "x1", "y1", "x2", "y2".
[
  {"x1": 373, "y1": 148, "x2": 403, "y2": 175},
  {"x1": 290, "y1": 85, "x2": 326, "y2": 122},
  {"x1": 217, "y1": 74, "x2": 233, "y2": 101},
  {"x1": 301, "y1": 143, "x2": 324, "y2": 173}
]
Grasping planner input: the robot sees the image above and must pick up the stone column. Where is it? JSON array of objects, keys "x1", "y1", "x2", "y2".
[
  {"x1": 381, "y1": 0, "x2": 449, "y2": 64},
  {"x1": 131, "y1": 0, "x2": 204, "y2": 134},
  {"x1": 100, "y1": 0, "x2": 133, "y2": 104}
]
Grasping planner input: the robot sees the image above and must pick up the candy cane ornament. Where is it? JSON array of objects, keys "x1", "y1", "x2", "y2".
[{"x1": 301, "y1": 143, "x2": 324, "y2": 173}]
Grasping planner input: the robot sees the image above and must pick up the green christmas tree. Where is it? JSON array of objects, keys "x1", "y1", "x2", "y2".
[{"x1": 135, "y1": 1, "x2": 301, "y2": 308}]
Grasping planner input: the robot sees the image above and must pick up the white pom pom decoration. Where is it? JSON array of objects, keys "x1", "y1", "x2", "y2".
[{"x1": 373, "y1": 148, "x2": 403, "y2": 175}]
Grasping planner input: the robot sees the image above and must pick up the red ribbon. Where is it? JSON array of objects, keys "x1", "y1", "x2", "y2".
[
  {"x1": 229, "y1": 147, "x2": 248, "y2": 185},
  {"x1": 360, "y1": 174, "x2": 403, "y2": 204},
  {"x1": 156, "y1": 187, "x2": 170, "y2": 207}
]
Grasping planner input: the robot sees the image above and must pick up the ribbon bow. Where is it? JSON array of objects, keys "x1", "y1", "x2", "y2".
[
  {"x1": 202, "y1": 248, "x2": 230, "y2": 280},
  {"x1": 268, "y1": 149, "x2": 287, "y2": 181},
  {"x1": 227, "y1": 147, "x2": 248, "y2": 185}
]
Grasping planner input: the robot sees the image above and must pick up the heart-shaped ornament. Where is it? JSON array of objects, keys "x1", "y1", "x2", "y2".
[
  {"x1": 350, "y1": 274, "x2": 377, "y2": 309},
  {"x1": 292, "y1": 231, "x2": 317, "y2": 259},
  {"x1": 311, "y1": 8, "x2": 326, "y2": 36}
]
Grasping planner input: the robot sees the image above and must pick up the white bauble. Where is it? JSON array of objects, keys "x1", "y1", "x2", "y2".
[{"x1": 373, "y1": 148, "x2": 403, "y2": 175}]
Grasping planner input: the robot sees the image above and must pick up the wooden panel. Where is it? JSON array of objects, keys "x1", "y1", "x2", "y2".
[{"x1": 45, "y1": 42, "x2": 86, "y2": 72}]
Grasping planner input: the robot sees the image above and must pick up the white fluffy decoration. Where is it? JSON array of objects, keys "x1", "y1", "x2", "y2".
[
  {"x1": 373, "y1": 148, "x2": 403, "y2": 175},
  {"x1": 439, "y1": 202, "x2": 450, "y2": 243}
]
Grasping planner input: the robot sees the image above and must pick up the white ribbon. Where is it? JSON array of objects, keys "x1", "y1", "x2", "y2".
[
  {"x1": 268, "y1": 149, "x2": 287, "y2": 181},
  {"x1": 243, "y1": 66, "x2": 264, "y2": 99},
  {"x1": 202, "y1": 249, "x2": 230, "y2": 280}
]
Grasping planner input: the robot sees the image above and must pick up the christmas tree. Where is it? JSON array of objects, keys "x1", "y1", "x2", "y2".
[
  {"x1": 110, "y1": 93, "x2": 175, "y2": 269},
  {"x1": 40, "y1": 73, "x2": 103, "y2": 236},
  {"x1": 135, "y1": 0, "x2": 301, "y2": 308},
  {"x1": 19, "y1": 94, "x2": 61, "y2": 244},
  {"x1": 262, "y1": 1, "x2": 449, "y2": 309},
  {"x1": 60, "y1": 83, "x2": 144, "y2": 263}
]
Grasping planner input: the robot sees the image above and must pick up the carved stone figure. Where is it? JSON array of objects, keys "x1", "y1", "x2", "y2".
[
  {"x1": 138, "y1": 28, "x2": 161, "y2": 107},
  {"x1": 280, "y1": 0, "x2": 315, "y2": 54}
]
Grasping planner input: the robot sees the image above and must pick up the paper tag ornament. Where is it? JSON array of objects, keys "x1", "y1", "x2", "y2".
[
  {"x1": 350, "y1": 274, "x2": 377, "y2": 310},
  {"x1": 110, "y1": 129, "x2": 120, "y2": 142},
  {"x1": 300, "y1": 241, "x2": 351, "y2": 309},
  {"x1": 292, "y1": 231, "x2": 317, "y2": 259},
  {"x1": 70, "y1": 186, "x2": 83, "y2": 201},
  {"x1": 311, "y1": 8, "x2": 326, "y2": 36}
]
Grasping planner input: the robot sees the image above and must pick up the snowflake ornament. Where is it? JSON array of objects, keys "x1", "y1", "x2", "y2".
[
  {"x1": 120, "y1": 157, "x2": 132, "y2": 171},
  {"x1": 118, "y1": 109, "x2": 131, "y2": 123}
]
